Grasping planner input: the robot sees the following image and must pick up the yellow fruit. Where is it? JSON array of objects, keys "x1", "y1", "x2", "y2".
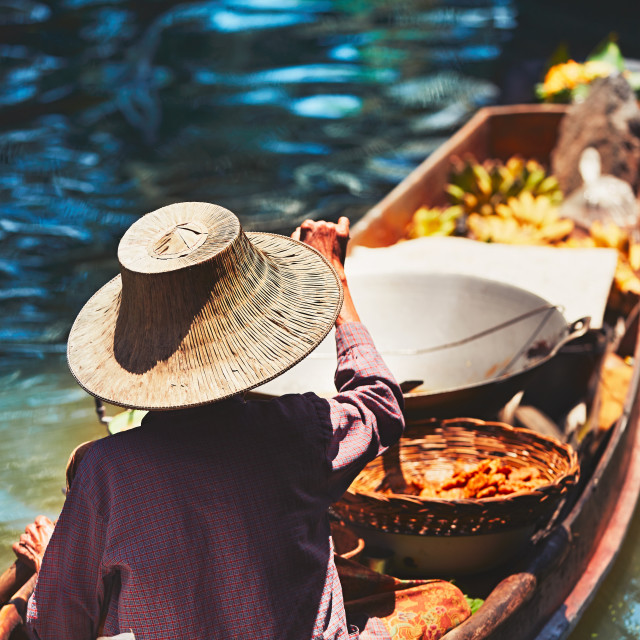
[
  {"x1": 491, "y1": 193, "x2": 572, "y2": 244},
  {"x1": 446, "y1": 154, "x2": 563, "y2": 217},
  {"x1": 406, "y1": 206, "x2": 462, "y2": 239},
  {"x1": 629, "y1": 243, "x2": 640, "y2": 272},
  {"x1": 615, "y1": 259, "x2": 640, "y2": 295},
  {"x1": 559, "y1": 237, "x2": 596, "y2": 249},
  {"x1": 467, "y1": 213, "x2": 540, "y2": 245},
  {"x1": 536, "y1": 219, "x2": 575, "y2": 243},
  {"x1": 590, "y1": 221, "x2": 628, "y2": 252}
]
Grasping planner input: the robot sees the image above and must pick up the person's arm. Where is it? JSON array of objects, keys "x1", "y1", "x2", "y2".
[
  {"x1": 291, "y1": 216, "x2": 360, "y2": 327},
  {"x1": 26, "y1": 456, "x2": 108, "y2": 640},
  {"x1": 323, "y1": 321, "x2": 405, "y2": 499},
  {"x1": 292, "y1": 218, "x2": 405, "y2": 500}
]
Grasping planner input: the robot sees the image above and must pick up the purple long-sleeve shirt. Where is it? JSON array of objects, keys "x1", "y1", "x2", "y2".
[{"x1": 26, "y1": 322, "x2": 404, "y2": 640}]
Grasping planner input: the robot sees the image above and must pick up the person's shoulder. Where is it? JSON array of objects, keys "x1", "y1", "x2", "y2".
[
  {"x1": 87, "y1": 429, "x2": 141, "y2": 454},
  {"x1": 241, "y1": 393, "x2": 329, "y2": 451},
  {"x1": 242, "y1": 393, "x2": 330, "y2": 439},
  {"x1": 244, "y1": 392, "x2": 322, "y2": 418},
  {"x1": 74, "y1": 430, "x2": 144, "y2": 478}
]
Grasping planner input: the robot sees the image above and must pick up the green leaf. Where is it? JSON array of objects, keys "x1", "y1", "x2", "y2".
[
  {"x1": 587, "y1": 34, "x2": 625, "y2": 71},
  {"x1": 536, "y1": 85, "x2": 573, "y2": 104},
  {"x1": 571, "y1": 83, "x2": 592, "y2": 103},
  {"x1": 551, "y1": 88, "x2": 574, "y2": 104},
  {"x1": 465, "y1": 596, "x2": 485, "y2": 615},
  {"x1": 108, "y1": 409, "x2": 148, "y2": 434}
]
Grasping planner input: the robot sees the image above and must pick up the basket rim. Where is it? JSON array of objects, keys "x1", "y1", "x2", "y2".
[{"x1": 345, "y1": 417, "x2": 580, "y2": 506}]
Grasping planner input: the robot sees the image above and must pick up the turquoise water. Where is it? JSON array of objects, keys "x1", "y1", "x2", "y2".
[
  {"x1": 1, "y1": 1, "x2": 639, "y2": 637},
  {"x1": 571, "y1": 504, "x2": 640, "y2": 639}
]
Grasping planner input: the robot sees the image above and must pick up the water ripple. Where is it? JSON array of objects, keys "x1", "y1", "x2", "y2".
[
  {"x1": 0, "y1": 0, "x2": 511, "y2": 534},
  {"x1": 0, "y1": 0, "x2": 51, "y2": 25},
  {"x1": 291, "y1": 94, "x2": 362, "y2": 118}
]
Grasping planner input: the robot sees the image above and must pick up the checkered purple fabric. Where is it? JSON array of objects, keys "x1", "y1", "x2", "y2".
[{"x1": 26, "y1": 322, "x2": 404, "y2": 640}]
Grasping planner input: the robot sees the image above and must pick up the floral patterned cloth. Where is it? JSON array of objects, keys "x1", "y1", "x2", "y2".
[{"x1": 336, "y1": 556, "x2": 471, "y2": 640}]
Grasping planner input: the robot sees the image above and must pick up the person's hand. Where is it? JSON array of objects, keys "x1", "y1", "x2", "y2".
[
  {"x1": 12, "y1": 515, "x2": 55, "y2": 573},
  {"x1": 291, "y1": 217, "x2": 350, "y2": 279},
  {"x1": 292, "y1": 217, "x2": 360, "y2": 326}
]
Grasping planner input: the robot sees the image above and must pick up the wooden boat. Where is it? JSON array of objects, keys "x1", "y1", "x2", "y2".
[
  {"x1": 348, "y1": 103, "x2": 640, "y2": 640},
  {"x1": 2, "y1": 104, "x2": 640, "y2": 640}
]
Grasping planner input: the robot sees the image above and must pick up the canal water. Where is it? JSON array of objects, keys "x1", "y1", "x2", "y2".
[{"x1": 1, "y1": 1, "x2": 640, "y2": 637}]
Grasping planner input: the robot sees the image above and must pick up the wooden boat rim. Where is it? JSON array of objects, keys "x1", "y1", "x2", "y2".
[
  {"x1": 537, "y1": 373, "x2": 640, "y2": 638},
  {"x1": 531, "y1": 309, "x2": 640, "y2": 638}
]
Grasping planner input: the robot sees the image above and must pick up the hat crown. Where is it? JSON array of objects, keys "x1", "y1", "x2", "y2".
[
  {"x1": 150, "y1": 221, "x2": 209, "y2": 259},
  {"x1": 114, "y1": 203, "x2": 261, "y2": 376},
  {"x1": 118, "y1": 202, "x2": 240, "y2": 275}
]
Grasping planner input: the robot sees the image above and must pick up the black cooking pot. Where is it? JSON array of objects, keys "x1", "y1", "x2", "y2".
[{"x1": 252, "y1": 273, "x2": 588, "y2": 419}]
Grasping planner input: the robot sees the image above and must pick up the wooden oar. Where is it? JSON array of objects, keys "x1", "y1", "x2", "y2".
[
  {"x1": 0, "y1": 562, "x2": 33, "y2": 608},
  {"x1": 0, "y1": 573, "x2": 37, "y2": 640}
]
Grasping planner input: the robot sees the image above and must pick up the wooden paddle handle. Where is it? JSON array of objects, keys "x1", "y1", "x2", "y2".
[
  {"x1": 0, "y1": 573, "x2": 37, "y2": 640},
  {"x1": 0, "y1": 562, "x2": 33, "y2": 608},
  {"x1": 443, "y1": 573, "x2": 537, "y2": 640}
]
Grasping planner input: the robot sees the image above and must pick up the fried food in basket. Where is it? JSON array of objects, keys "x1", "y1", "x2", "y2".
[{"x1": 389, "y1": 459, "x2": 545, "y2": 500}]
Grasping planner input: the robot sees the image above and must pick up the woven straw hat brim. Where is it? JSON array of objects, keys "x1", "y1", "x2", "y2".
[{"x1": 67, "y1": 231, "x2": 343, "y2": 410}]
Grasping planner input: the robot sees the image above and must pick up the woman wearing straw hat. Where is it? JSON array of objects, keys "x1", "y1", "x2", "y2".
[{"x1": 22, "y1": 202, "x2": 406, "y2": 640}]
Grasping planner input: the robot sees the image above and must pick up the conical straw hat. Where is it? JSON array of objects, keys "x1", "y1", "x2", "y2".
[{"x1": 67, "y1": 202, "x2": 343, "y2": 410}]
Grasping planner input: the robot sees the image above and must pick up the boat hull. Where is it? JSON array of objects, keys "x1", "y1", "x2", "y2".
[{"x1": 349, "y1": 104, "x2": 640, "y2": 640}]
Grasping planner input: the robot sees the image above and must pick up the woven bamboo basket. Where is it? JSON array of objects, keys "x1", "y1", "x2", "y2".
[{"x1": 332, "y1": 418, "x2": 579, "y2": 537}]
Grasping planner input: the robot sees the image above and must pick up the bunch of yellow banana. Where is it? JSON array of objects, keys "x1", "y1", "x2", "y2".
[
  {"x1": 466, "y1": 192, "x2": 574, "y2": 245},
  {"x1": 445, "y1": 155, "x2": 563, "y2": 217},
  {"x1": 406, "y1": 205, "x2": 463, "y2": 239}
]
